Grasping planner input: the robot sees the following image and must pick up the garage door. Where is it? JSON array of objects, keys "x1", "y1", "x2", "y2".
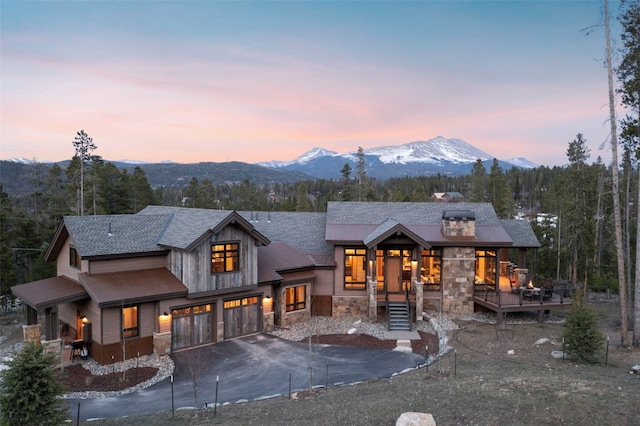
[
  {"x1": 223, "y1": 296, "x2": 260, "y2": 338},
  {"x1": 171, "y1": 304, "x2": 214, "y2": 351}
]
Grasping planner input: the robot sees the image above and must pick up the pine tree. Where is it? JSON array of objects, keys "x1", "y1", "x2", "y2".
[
  {"x1": 562, "y1": 294, "x2": 604, "y2": 363},
  {"x1": 0, "y1": 342, "x2": 68, "y2": 425}
]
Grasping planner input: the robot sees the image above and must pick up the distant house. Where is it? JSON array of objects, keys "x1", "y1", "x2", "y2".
[
  {"x1": 13, "y1": 202, "x2": 544, "y2": 364},
  {"x1": 432, "y1": 192, "x2": 465, "y2": 202}
]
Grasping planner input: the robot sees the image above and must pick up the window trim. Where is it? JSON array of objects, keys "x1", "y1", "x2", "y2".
[
  {"x1": 121, "y1": 305, "x2": 139, "y2": 339},
  {"x1": 69, "y1": 246, "x2": 81, "y2": 269},
  {"x1": 211, "y1": 242, "x2": 240, "y2": 274},
  {"x1": 285, "y1": 285, "x2": 306, "y2": 312},
  {"x1": 344, "y1": 247, "x2": 367, "y2": 290}
]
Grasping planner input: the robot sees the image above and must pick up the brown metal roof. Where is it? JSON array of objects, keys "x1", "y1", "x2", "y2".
[
  {"x1": 11, "y1": 276, "x2": 88, "y2": 310},
  {"x1": 257, "y1": 242, "x2": 316, "y2": 283},
  {"x1": 79, "y1": 268, "x2": 188, "y2": 308}
]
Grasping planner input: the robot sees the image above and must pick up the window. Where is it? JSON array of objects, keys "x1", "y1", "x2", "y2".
[
  {"x1": 69, "y1": 247, "x2": 81, "y2": 269},
  {"x1": 211, "y1": 243, "x2": 239, "y2": 273},
  {"x1": 420, "y1": 249, "x2": 442, "y2": 290},
  {"x1": 344, "y1": 248, "x2": 367, "y2": 289},
  {"x1": 122, "y1": 305, "x2": 139, "y2": 339},
  {"x1": 286, "y1": 285, "x2": 306, "y2": 312},
  {"x1": 475, "y1": 250, "x2": 497, "y2": 286}
]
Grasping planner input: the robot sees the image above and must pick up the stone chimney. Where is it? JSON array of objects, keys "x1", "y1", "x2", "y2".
[{"x1": 441, "y1": 210, "x2": 475, "y2": 237}]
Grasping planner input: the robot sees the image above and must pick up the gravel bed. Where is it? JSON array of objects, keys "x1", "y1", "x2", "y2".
[{"x1": 61, "y1": 354, "x2": 175, "y2": 399}]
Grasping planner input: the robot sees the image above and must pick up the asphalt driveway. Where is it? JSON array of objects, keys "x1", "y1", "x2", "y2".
[{"x1": 65, "y1": 333, "x2": 425, "y2": 421}]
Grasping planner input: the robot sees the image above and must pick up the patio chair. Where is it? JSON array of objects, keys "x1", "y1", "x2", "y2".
[{"x1": 542, "y1": 287, "x2": 554, "y2": 301}]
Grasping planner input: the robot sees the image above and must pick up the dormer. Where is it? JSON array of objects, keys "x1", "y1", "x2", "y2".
[{"x1": 441, "y1": 210, "x2": 475, "y2": 238}]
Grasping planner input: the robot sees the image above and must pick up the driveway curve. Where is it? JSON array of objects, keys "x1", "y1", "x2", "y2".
[{"x1": 65, "y1": 333, "x2": 425, "y2": 421}]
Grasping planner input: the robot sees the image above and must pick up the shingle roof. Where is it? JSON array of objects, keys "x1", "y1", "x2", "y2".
[
  {"x1": 237, "y1": 211, "x2": 333, "y2": 256},
  {"x1": 499, "y1": 219, "x2": 541, "y2": 248},
  {"x1": 63, "y1": 214, "x2": 171, "y2": 257},
  {"x1": 326, "y1": 201, "x2": 499, "y2": 225},
  {"x1": 138, "y1": 206, "x2": 269, "y2": 250},
  {"x1": 12, "y1": 276, "x2": 88, "y2": 309}
]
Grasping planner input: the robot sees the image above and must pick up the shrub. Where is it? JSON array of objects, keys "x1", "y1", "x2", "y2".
[
  {"x1": 562, "y1": 294, "x2": 604, "y2": 364},
  {"x1": 0, "y1": 342, "x2": 68, "y2": 425},
  {"x1": 588, "y1": 275, "x2": 618, "y2": 293}
]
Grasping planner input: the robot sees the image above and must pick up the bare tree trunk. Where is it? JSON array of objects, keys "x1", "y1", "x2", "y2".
[
  {"x1": 635, "y1": 167, "x2": 640, "y2": 346},
  {"x1": 606, "y1": 0, "x2": 629, "y2": 346}
]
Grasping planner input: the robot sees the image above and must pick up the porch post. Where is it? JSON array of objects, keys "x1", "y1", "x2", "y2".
[
  {"x1": 415, "y1": 280, "x2": 423, "y2": 322},
  {"x1": 368, "y1": 278, "x2": 377, "y2": 322}
]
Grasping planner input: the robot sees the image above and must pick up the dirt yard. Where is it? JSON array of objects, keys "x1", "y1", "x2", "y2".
[{"x1": 2, "y1": 298, "x2": 640, "y2": 425}]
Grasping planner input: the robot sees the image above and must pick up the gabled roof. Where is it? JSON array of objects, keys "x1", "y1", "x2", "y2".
[
  {"x1": 325, "y1": 202, "x2": 512, "y2": 246},
  {"x1": 326, "y1": 201, "x2": 499, "y2": 225},
  {"x1": 138, "y1": 206, "x2": 270, "y2": 250},
  {"x1": 47, "y1": 214, "x2": 171, "y2": 261},
  {"x1": 79, "y1": 268, "x2": 188, "y2": 308},
  {"x1": 363, "y1": 219, "x2": 431, "y2": 248},
  {"x1": 12, "y1": 276, "x2": 88, "y2": 310}
]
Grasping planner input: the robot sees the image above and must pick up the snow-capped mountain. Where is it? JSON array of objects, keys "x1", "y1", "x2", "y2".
[
  {"x1": 258, "y1": 136, "x2": 537, "y2": 179},
  {"x1": 504, "y1": 157, "x2": 538, "y2": 169},
  {"x1": 362, "y1": 136, "x2": 493, "y2": 164},
  {"x1": 258, "y1": 147, "x2": 339, "y2": 168},
  {"x1": 7, "y1": 157, "x2": 43, "y2": 164}
]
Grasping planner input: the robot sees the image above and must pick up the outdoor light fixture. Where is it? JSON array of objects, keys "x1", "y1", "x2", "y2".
[{"x1": 163, "y1": 312, "x2": 169, "y2": 317}]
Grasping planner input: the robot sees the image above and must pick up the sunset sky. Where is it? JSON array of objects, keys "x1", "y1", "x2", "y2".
[{"x1": 0, "y1": 1, "x2": 624, "y2": 167}]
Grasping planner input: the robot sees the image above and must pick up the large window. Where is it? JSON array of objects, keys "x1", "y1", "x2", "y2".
[
  {"x1": 475, "y1": 250, "x2": 497, "y2": 286},
  {"x1": 122, "y1": 305, "x2": 139, "y2": 339},
  {"x1": 421, "y1": 249, "x2": 442, "y2": 290},
  {"x1": 211, "y1": 242, "x2": 239, "y2": 273},
  {"x1": 344, "y1": 248, "x2": 367, "y2": 289},
  {"x1": 286, "y1": 285, "x2": 306, "y2": 312},
  {"x1": 69, "y1": 247, "x2": 81, "y2": 269}
]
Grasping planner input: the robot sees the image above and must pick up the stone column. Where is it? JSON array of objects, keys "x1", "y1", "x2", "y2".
[
  {"x1": 415, "y1": 280, "x2": 423, "y2": 321},
  {"x1": 153, "y1": 332, "x2": 171, "y2": 355},
  {"x1": 368, "y1": 278, "x2": 377, "y2": 322},
  {"x1": 22, "y1": 324, "x2": 41, "y2": 344}
]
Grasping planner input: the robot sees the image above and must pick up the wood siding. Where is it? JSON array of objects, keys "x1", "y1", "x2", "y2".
[
  {"x1": 90, "y1": 256, "x2": 167, "y2": 274},
  {"x1": 171, "y1": 224, "x2": 259, "y2": 294},
  {"x1": 91, "y1": 336, "x2": 153, "y2": 364},
  {"x1": 56, "y1": 237, "x2": 86, "y2": 282},
  {"x1": 101, "y1": 302, "x2": 155, "y2": 345}
]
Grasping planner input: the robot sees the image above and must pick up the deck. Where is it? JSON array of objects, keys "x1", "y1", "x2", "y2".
[{"x1": 473, "y1": 288, "x2": 573, "y2": 322}]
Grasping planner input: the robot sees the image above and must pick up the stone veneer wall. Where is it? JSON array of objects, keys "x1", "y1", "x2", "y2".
[
  {"x1": 441, "y1": 218, "x2": 475, "y2": 237},
  {"x1": 263, "y1": 312, "x2": 275, "y2": 332},
  {"x1": 441, "y1": 247, "x2": 475, "y2": 315},
  {"x1": 282, "y1": 309, "x2": 309, "y2": 327},
  {"x1": 332, "y1": 296, "x2": 368, "y2": 318},
  {"x1": 153, "y1": 332, "x2": 171, "y2": 355}
]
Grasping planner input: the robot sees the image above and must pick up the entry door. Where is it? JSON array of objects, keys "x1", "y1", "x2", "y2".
[{"x1": 386, "y1": 258, "x2": 402, "y2": 293}]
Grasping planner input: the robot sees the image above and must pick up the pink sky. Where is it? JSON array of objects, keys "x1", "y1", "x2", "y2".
[{"x1": 1, "y1": 1, "x2": 621, "y2": 167}]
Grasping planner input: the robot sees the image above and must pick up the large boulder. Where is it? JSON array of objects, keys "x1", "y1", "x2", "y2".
[{"x1": 396, "y1": 412, "x2": 436, "y2": 426}]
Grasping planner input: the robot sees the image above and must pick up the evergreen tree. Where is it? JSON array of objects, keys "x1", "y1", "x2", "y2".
[
  {"x1": 72, "y1": 130, "x2": 97, "y2": 216},
  {"x1": 468, "y1": 159, "x2": 487, "y2": 202},
  {"x1": 129, "y1": 166, "x2": 157, "y2": 212},
  {"x1": 487, "y1": 158, "x2": 513, "y2": 218},
  {"x1": 0, "y1": 184, "x2": 17, "y2": 311},
  {"x1": 562, "y1": 293, "x2": 604, "y2": 363},
  {"x1": 0, "y1": 342, "x2": 68, "y2": 425},
  {"x1": 340, "y1": 163, "x2": 352, "y2": 201},
  {"x1": 356, "y1": 147, "x2": 367, "y2": 201}
]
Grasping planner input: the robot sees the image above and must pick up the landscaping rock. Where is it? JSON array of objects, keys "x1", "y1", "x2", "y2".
[{"x1": 396, "y1": 411, "x2": 436, "y2": 426}]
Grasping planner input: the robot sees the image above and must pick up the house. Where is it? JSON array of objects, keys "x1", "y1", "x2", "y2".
[
  {"x1": 12, "y1": 202, "x2": 541, "y2": 364},
  {"x1": 431, "y1": 192, "x2": 465, "y2": 202}
]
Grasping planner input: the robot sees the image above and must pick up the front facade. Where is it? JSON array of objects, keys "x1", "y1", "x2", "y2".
[{"x1": 12, "y1": 202, "x2": 539, "y2": 364}]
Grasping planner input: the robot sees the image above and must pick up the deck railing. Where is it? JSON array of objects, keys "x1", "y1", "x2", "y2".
[{"x1": 473, "y1": 274, "x2": 575, "y2": 308}]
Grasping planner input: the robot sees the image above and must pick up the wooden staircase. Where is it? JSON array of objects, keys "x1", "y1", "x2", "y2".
[{"x1": 387, "y1": 301, "x2": 411, "y2": 331}]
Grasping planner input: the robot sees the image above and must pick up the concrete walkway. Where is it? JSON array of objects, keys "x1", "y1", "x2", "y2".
[{"x1": 65, "y1": 333, "x2": 425, "y2": 422}]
